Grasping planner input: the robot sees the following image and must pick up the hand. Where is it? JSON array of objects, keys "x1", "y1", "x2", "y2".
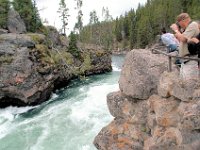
[
  {"x1": 170, "y1": 23, "x2": 179, "y2": 32},
  {"x1": 188, "y1": 38, "x2": 200, "y2": 44}
]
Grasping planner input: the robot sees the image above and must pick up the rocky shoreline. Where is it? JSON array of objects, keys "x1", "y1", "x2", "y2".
[
  {"x1": 0, "y1": 31, "x2": 112, "y2": 108},
  {"x1": 94, "y1": 49, "x2": 200, "y2": 149}
]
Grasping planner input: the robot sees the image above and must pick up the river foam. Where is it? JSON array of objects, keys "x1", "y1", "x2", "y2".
[{"x1": 0, "y1": 55, "x2": 125, "y2": 150}]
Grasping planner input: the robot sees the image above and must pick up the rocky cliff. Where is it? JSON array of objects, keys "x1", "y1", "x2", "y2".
[
  {"x1": 0, "y1": 30, "x2": 112, "y2": 108},
  {"x1": 94, "y1": 49, "x2": 200, "y2": 149}
]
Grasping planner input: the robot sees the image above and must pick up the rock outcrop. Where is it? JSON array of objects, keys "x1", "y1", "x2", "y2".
[
  {"x1": 119, "y1": 49, "x2": 168, "y2": 99},
  {"x1": 7, "y1": 9, "x2": 26, "y2": 33},
  {"x1": 0, "y1": 32, "x2": 112, "y2": 107},
  {"x1": 94, "y1": 49, "x2": 200, "y2": 149}
]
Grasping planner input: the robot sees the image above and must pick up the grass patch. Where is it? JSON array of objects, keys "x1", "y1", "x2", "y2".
[
  {"x1": 27, "y1": 33, "x2": 45, "y2": 44},
  {"x1": 80, "y1": 52, "x2": 92, "y2": 74},
  {"x1": 35, "y1": 44, "x2": 74, "y2": 66},
  {"x1": 0, "y1": 55, "x2": 13, "y2": 64}
]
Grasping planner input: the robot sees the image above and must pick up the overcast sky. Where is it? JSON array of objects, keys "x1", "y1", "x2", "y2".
[{"x1": 36, "y1": 0, "x2": 147, "y2": 34}]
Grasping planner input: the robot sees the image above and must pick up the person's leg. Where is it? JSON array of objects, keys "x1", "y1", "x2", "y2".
[
  {"x1": 197, "y1": 43, "x2": 200, "y2": 68},
  {"x1": 188, "y1": 42, "x2": 197, "y2": 55},
  {"x1": 168, "y1": 44, "x2": 178, "y2": 53}
]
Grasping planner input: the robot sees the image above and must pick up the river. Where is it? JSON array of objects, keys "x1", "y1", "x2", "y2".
[{"x1": 0, "y1": 54, "x2": 125, "y2": 150}]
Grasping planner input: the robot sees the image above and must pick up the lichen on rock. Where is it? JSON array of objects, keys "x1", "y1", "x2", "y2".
[{"x1": 94, "y1": 49, "x2": 200, "y2": 150}]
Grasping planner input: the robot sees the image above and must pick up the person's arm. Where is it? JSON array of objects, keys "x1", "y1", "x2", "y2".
[
  {"x1": 188, "y1": 37, "x2": 200, "y2": 44},
  {"x1": 170, "y1": 24, "x2": 187, "y2": 42},
  {"x1": 183, "y1": 22, "x2": 199, "y2": 43}
]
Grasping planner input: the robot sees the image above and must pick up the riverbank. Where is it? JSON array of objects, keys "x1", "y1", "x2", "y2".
[
  {"x1": 0, "y1": 55, "x2": 125, "y2": 150},
  {"x1": 0, "y1": 29, "x2": 112, "y2": 108}
]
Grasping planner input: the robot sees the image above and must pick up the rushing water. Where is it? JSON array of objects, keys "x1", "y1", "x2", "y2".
[{"x1": 0, "y1": 55, "x2": 125, "y2": 150}]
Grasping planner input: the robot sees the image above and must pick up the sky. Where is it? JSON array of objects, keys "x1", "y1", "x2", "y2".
[{"x1": 36, "y1": 0, "x2": 147, "y2": 35}]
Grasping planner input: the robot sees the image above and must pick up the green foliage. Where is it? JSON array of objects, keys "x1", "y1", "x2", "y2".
[
  {"x1": 79, "y1": 9, "x2": 114, "y2": 50},
  {"x1": 79, "y1": 0, "x2": 200, "y2": 50},
  {"x1": 35, "y1": 44, "x2": 74, "y2": 66},
  {"x1": 186, "y1": 0, "x2": 200, "y2": 20},
  {"x1": 13, "y1": 0, "x2": 42, "y2": 32},
  {"x1": 27, "y1": 33, "x2": 45, "y2": 44},
  {"x1": 68, "y1": 31, "x2": 80, "y2": 57},
  {"x1": 0, "y1": 0, "x2": 10, "y2": 29},
  {"x1": 80, "y1": 52, "x2": 92, "y2": 74},
  {"x1": 89, "y1": 10, "x2": 99, "y2": 24},
  {"x1": 114, "y1": 17, "x2": 122, "y2": 42},
  {"x1": 0, "y1": 55, "x2": 13, "y2": 64},
  {"x1": 61, "y1": 51, "x2": 74, "y2": 65}
]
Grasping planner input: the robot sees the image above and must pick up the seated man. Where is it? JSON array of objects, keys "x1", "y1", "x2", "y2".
[
  {"x1": 187, "y1": 20, "x2": 200, "y2": 55},
  {"x1": 161, "y1": 27, "x2": 179, "y2": 53},
  {"x1": 170, "y1": 13, "x2": 199, "y2": 57}
]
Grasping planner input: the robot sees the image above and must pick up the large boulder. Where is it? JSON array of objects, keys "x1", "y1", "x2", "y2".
[
  {"x1": 94, "y1": 118, "x2": 146, "y2": 150},
  {"x1": 94, "y1": 48, "x2": 200, "y2": 150},
  {"x1": 7, "y1": 9, "x2": 26, "y2": 33},
  {"x1": 0, "y1": 33, "x2": 59, "y2": 107},
  {"x1": 94, "y1": 91, "x2": 149, "y2": 150},
  {"x1": 119, "y1": 49, "x2": 169, "y2": 100},
  {"x1": 0, "y1": 34, "x2": 55, "y2": 107},
  {"x1": 158, "y1": 71, "x2": 200, "y2": 101}
]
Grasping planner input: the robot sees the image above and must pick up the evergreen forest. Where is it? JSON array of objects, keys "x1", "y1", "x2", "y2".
[
  {"x1": 79, "y1": 0, "x2": 200, "y2": 50},
  {"x1": 1, "y1": 0, "x2": 200, "y2": 51}
]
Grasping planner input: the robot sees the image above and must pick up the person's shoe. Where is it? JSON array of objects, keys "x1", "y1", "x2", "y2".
[{"x1": 175, "y1": 59, "x2": 182, "y2": 67}]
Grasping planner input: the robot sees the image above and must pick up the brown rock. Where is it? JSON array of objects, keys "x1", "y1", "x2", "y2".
[
  {"x1": 119, "y1": 49, "x2": 168, "y2": 100},
  {"x1": 158, "y1": 71, "x2": 178, "y2": 98},
  {"x1": 172, "y1": 78, "x2": 200, "y2": 102}
]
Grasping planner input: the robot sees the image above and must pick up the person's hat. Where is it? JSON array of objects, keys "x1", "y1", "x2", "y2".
[{"x1": 176, "y1": 13, "x2": 190, "y2": 22}]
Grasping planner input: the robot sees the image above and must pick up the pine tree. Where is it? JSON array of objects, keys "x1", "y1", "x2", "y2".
[
  {"x1": 129, "y1": 9, "x2": 136, "y2": 49},
  {"x1": 0, "y1": 0, "x2": 10, "y2": 29},
  {"x1": 74, "y1": 0, "x2": 83, "y2": 34},
  {"x1": 102, "y1": 7, "x2": 113, "y2": 22},
  {"x1": 89, "y1": 10, "x2": 99, "y2": 25},
  {"x1": 101, "y1": 7, "x2": 114, "y2": 50},
  {"x1": 32, "y1": 0, "x2": 42, "y2": 32},
  {"x1": 68, "y1": 32, "x2": 80, "y2": 57},
  {"x1": 57, "y1": 0, "x2": 69, "y2": 35},
  {"x1": 114, "y1": 17, "x2": 122, "y2": 42}
]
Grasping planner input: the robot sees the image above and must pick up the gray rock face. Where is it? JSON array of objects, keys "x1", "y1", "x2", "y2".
[
  {"x1": 0, "y1": 33, "x2": 112, "y2": 107},
  {"x1": 45, "y1": 26, "x2": 61, "y2": 47},
  {"x1": 7, "y1": 9, "x2": 26, "y2": 33},
  {"x1": 94, "y1": 91, "x2": 150, "y2": 150},
  {"x1": 94, "y1": 49, "x2": 200, "y2": 150},
  {"x1": 119, "y1": 49, "x2": 168, "y2": 100},
  {"x1": 158, "y1": 71, "x2": 200, "y2": 101},
  {"x1": 0, "y1": 34, "x2": 54, "y2": 106},
  {"x1": 0, "y1": 33, "x2": 35, "y2": 48}
]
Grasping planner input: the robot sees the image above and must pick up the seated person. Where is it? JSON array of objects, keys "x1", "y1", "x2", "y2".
[
  {"x1": 161, "y1": 27, "x2": 179, "y2": 53},
  {"x1": 170, "y1": 13, "x2": 199, "y2": 57},
  {"x1": 187, "y1": 20, "x2": 200, "y2": 55}
]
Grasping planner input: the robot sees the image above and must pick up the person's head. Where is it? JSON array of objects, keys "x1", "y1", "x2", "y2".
[
  {"x1": 176, "y1": 13, "x2": 191, "y2": 29},
  {"x1": 161, "y1": 27, "x2": 166, "y2": 34}
]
